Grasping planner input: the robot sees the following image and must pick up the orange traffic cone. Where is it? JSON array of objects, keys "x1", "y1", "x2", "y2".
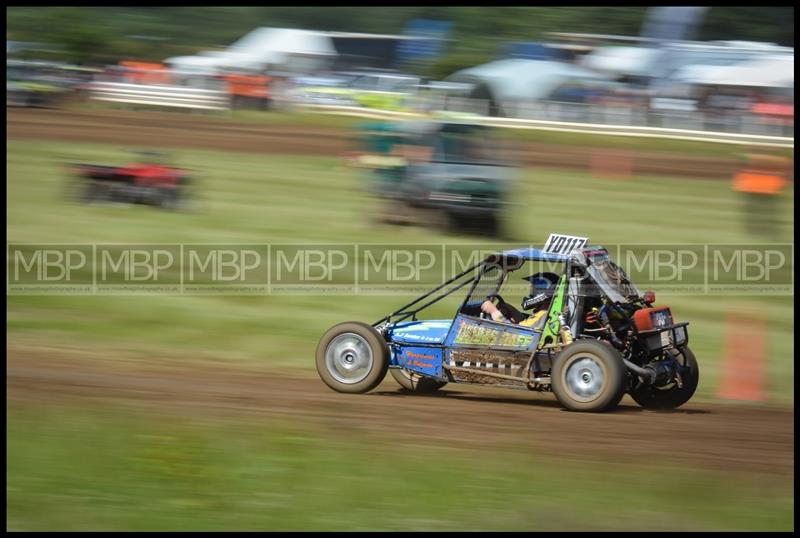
[{"x1": 716, "y1": 309, "x2": 766, "y2": 402}]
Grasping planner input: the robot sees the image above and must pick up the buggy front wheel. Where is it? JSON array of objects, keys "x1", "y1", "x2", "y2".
[{"x1": 316, "y1": 322, "x2": 389, "y2": 394}]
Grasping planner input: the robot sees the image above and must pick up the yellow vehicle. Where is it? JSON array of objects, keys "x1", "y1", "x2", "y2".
[
  {"x1": 298, "y1": 70, "x2": 421, "y2": 111},
  {"x1": 7, "y1": 60, "x2": 94, "y2": 107}
]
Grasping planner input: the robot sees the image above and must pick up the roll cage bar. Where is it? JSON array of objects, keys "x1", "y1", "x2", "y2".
[
  {"x1": 372, "y1": 253, "x2": 571, "y2": 327},
  {"x1": 372, "y1": 260, "x2": 484, "y2": 327}
]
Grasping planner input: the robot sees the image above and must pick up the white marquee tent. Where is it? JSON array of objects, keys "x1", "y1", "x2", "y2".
[
  {"x1": 447, "y1": 58, "x2": 614, "y2": 111},
  {"x1": 674, "y1": 54, "x2": 794, "y2": 88},
  {"x1": 165, "y1": 28, "x2": 337, "y2": 74}
]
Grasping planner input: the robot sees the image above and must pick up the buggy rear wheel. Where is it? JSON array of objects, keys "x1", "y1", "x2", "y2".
[
  {"x1": 390, "y1": 368, "x2": 448, "y2": 393},
  {"x1": 316, "y1": 322, "x2": 389, "y2": 394},
  {"x1": 551, "y1": 340, "x2": 626, "y2": 412},
  {"x1": 630, "y1": 347, "x2": 699, "y2": 410}
]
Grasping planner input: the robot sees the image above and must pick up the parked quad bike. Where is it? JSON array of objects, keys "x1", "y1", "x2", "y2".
[{"x1": 67, "y1": 152, "x2": 193, "y2": 210}]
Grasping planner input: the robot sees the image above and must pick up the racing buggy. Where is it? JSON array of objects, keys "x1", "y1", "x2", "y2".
[
  {"x1": 352, "y1": 115, "x2": 515, "y2": 237},
  {"x1": 68, "y1": 151, "x2": 192, "y2": 210},
  {"x1": 316, "y1": 234, "x2": 699, "y2": 412}
]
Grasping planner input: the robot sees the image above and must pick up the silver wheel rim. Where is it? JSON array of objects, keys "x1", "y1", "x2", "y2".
[
  {"x1": 564, "y1": 355, "x2": 606, "y2": 403},
  {"x1": 325, "y1": 333, "x2": 373, "y2": 384}
]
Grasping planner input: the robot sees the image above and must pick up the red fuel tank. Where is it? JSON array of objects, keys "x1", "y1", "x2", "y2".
[{"x1": 633, "y1": 306, "x2": 673, "y2": 332}]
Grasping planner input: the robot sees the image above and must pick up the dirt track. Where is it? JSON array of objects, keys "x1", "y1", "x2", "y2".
[
  {"x1": 7, "y1": 348, "x2": 794, "y2": 475},
  {"x1": 7, "y1": 107, "x2": 741, "y2": 178},
  {"x1": 7, "y1": 107, "x2": 350, "y2": 155}
]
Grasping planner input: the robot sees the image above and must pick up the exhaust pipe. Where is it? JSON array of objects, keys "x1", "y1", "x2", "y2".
[{"x1": 623, "y1": 358, "x2": 655, "y2": 384}]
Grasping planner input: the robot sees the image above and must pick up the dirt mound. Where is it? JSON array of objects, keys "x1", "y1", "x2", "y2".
[{"x1": 7, "y1": 348, "x2": 794, "y2": 475}]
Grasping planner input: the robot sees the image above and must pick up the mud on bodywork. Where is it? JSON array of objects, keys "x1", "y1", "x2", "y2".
[{"x1": 448, "y1": 349, "x2": 529, "y2": 375}]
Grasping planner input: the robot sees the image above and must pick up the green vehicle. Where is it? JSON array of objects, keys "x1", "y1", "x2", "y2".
[
  {"x1": 354, "y1": 115, "x2": 516, "y2": 237},
  {"x1": 6, "y1": 60, "x2": 90, "y2": 108}
]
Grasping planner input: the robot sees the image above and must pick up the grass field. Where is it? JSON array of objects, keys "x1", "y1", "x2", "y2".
[
  {"x1": 7, "y1": 136, "x2": 794, "y2": 531},
  {"x1": 7, "y1": 138, "x2": 794, "y2": 403},
  {"x1": 7, "y1": 402, "x2": 793, "y2": 532}
]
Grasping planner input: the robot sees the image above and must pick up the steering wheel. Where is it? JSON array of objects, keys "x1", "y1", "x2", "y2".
[{"x1": 479, "y1": 293, "x2": 506, "y2": 320}]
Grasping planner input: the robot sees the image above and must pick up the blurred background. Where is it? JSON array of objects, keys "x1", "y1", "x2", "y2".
[{"x1": 6, "y1": 6, "x2": 794, "y2": 531}]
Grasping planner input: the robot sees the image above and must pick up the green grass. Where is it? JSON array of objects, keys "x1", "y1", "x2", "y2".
[
  {"x1": 6, "y1": 138, "x2": 794, "y2": 404},
  {"x1": 6, "y1": 137, "x2": 795, "y2": 531},
  {"x1": 499, "y1": 125, "x2": 793, "y2": 159},
  {"x1": 7, "y1": 403, "x2": 794, "y2": 531}
]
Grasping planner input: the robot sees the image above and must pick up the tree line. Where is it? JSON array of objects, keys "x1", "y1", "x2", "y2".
[{"x1": 7, "y1": 6, "x2": 793, "y2": 72}]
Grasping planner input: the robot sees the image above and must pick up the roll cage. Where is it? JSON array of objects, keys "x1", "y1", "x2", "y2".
[{"x1": 372, "y1": 248, "x2": 573, "y2": 329}]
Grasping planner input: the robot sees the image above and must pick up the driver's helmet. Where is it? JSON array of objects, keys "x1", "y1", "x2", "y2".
[{"x1": 521, "y1": 272, "x2": 559, "y2": 310}]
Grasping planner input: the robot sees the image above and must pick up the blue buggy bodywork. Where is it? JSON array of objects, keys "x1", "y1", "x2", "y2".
[{"x1": 387, "y1": 317, "x2": 543, "y2": 379}]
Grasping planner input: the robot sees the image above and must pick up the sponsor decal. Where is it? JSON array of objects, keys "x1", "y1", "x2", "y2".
[
  {"x1": 394, "y1": 333, "x2": 443, "y2": 343},
  {"x1": 454, "y1": 320, "x2": 532, "y2": 348},
  {"x1": 400, "y1": 349, "x2": 438, "y2": 370},
  {"x1": 406, "y1": 350, "x2": 435, "y2": 361}
]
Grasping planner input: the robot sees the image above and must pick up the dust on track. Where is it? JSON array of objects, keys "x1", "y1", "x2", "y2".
[{"x1": 7, "y1": 347, "x2": 794, "y2": 475}]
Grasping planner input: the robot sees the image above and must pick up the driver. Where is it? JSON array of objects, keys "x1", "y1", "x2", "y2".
[{"x1": 480, "y1": 272, "x2": 558, "y2": 330}]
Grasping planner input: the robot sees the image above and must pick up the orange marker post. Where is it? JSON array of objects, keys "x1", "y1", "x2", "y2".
[{"x1": 716, "y1": 310, "x2": 766, "y2": 402}]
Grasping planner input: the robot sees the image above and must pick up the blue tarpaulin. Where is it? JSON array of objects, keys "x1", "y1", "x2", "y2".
[{"x1": 397, "y1": 19, "x2": 452, "y2": 63}]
